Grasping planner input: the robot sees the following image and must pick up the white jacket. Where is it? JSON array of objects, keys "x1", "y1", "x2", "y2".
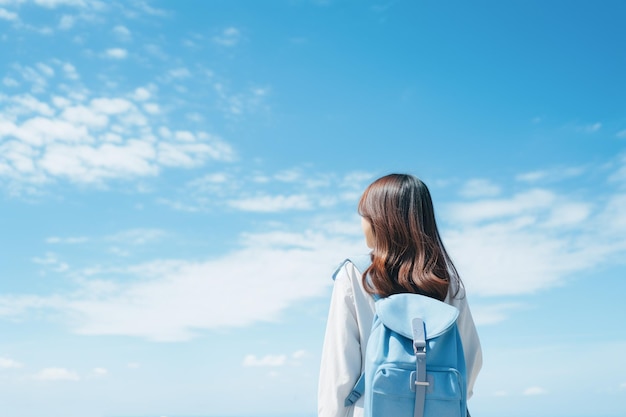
[{"x1": 318, "y1": 261, "x2": 482, "y2": 417}]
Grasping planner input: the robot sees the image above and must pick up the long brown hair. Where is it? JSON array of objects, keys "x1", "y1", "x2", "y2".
[{"x1": 358, "y1": 174, "x2": 461, "y2": 301}]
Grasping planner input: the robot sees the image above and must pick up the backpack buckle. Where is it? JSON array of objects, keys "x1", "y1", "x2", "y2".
[
  {"x1": 413, "y1": 340, "x2": 426, "y2": 357},
  {"x1": 412, "y1": 318, "x2": 426, "y2": 357}
]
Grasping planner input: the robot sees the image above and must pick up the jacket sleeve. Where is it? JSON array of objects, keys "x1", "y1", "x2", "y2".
[
  {"x1": 318, "y1": 264, "x2": 362, "y2": 417},
  {"x1": 451, "y1": 290, "x2": 483, "y2": 400}
]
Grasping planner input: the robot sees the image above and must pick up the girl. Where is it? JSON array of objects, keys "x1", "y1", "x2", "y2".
[{"x1": 318, "y1": 173, "x2": 482, "y2": 417}]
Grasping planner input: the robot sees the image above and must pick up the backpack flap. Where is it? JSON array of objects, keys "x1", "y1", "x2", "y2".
[{"x1": 375, "y1": 293, "x2": 459, "y2": 340}]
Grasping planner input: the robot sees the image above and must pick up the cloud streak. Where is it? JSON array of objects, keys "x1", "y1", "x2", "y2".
[
  {"x1": 0, "y1": 228, "x2": 367, "y2": 341},
  {"x1": 444, "y1": 171, "x2": 626, "y2": 297}
]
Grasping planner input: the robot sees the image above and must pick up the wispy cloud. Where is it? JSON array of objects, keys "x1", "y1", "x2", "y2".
[
  {"x1": 446, "y1": 189, "x2": 557, "y2": 224},
  {"x1": 580, "y1": 122, "x2": 602, "y2": 133},
  {"x1": 523, "y1": 386, "x2": 547, "y2": 396},
  {"x1": 242, "y1": 354, "x2": 287, "y2": 367},
  {"x1": 213, "y1": 83, "x2": 270, "y2": 117},
  {"x1": 471, "y1": 303, "x2": 525, "y2": 326},
  {"x1": 159, "y1": 168, "x2": 371, "y2": 213},
  {"x1": 459, "y1": 178, "x2": 501, "y2": 198},
  {"x1": 0, "y1": 7, "x2": 18, "y2": 21},
  {"x1": 32, "y1": 0, "x2": 90, "y2": 8},
  {"x1": 112, "y1": 24, "x2": 131, "y2": 40},
  {"x1": 32, "y1": 252, "x2": 69, "y2": 272},
  {"x1": 33, "y1": 367, "x2": 80, "y2": 381},
  {"x1": 106, "y1": 228, "x2": 165, "y2": 245},
  {"x1": 515, "y1": 166, "x2": 585, "y2": 183},
  {"x1": 242, "y1": 350, "x2": 308, "y2": 367},
  {"x1": 228, "y1": 194, "x2": 313, "y2": 212},
  {"x1": 168, "y1": 67, "x2": 191, "y2": 79},
  {"x1": 104, "y1": 48, "x2": 128, "y2": 59},
  {"x1": 444, "y1": 159, "x2": 626, "y2": 297},
  {"x1": 0, "y1": 228, "x2": 366, "y2": 341},
  {"x1": 212, "y1": 27, "x2": 241, "y2": 47},
  {"x1": 91, "y1": 367, "x2": 108, "y2": 377},
  {"x1": 0, "y1": 356, "x2": 23, "y2": 369},
  {"x1": 58, "y1": 14, "x2": 75, "y2": 30}
]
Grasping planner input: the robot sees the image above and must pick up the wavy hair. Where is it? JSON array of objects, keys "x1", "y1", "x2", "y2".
[{"x1": 358, "y1": 174, "x2": 461, "y2": 301}]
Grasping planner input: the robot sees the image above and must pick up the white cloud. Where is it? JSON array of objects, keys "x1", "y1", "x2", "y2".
[
  {"x1": 291, "y1": 350, "x2": 307, "y2": 359},
  {"x1": 16, "y1": 64, "x2": 51, "y2": 93},
  {"x1": 105, "y1": 48, "x2": 128, "y2": 59},
  {"x1": 242, "y1": 354, "x2": 287, "y2": 367},
  {"x1": 33, "y1": 367, "x2": 80, "y2": 381},
  {"x1": 446, "y1": 189, "x2": 556, "y2": 224},
  {"x1": 213, "y1": 27, "x2": 241, "y2": 47},
  {"x1": 213, "y1": 82, "x2": 271, "y2": 117},
  {"x1": 106, "y1": 228, "x2": 165, "y2": 245},
  {"x1": 446, "y1": 222, "x2": 585, "y2": 296},
  {"x1": 617, "y1": 130, "x2": 626, "y2": 138},
  {"x1": 0, "y1": 7, "x2": 18, "y2": 21},
  {"x1": 46, "y1": 236, "x2": 89, "y2": 244},
  {"x1": 33, "y1": 0, "x2": 88, "y2": 8},
  {"x1": 169, "y1": 168, "x2": 370, "y2": 214},
  {"x1": 131, "y1": 87, "x2": 152, "y2": 101},
  {"x1": 470, "y1": 303, "x2": 524, "y2": 326},
  {"x1": 52, "y1": 96, "x2": 72, "y2": 108},
  {"x1": 62, "y1": 62, "x2": 79, "y2": 79},
  {"x1": 4, "y1": 117, "x2": 91, "y2": 146},
  {"x1": 168, "y1": 67, "x2": 191, "y2": 79},
  {"x1": 143, "y1": 103, "x2": 159, "y2": 114},
  {"x1": 157, "y1": 141, "x2": 229, "y2": 168},
  {"x1": 92, "y1": 367, "x2": 108, "y2": 376},
  {"x1": 174, "y1": 130, "x2": 194, "y2": 142},
  {"x1": 459, "y1": 178, "x2": 501, "y2": 198},
  {"x1": 32, "y1": 252, "x2": 69, "y2": 272},
  {"x1": 275, "y1": 169, "x2": 302, "y2": 183},
  {"x1": 7, "y1": 94, "x2": 55, "y2": 116},
  {"x1": 1, "y1": 85, "x2": 233, "y2": 188},
  {"x1": 113, "y1": 25, "x2": 131, "y2": 40},
  {"x1": 0, "y1": 357, "x2": 22, "y2": 369},
  {"x1": 515, "y1": 166, "x2": 585, "y2": 183},
  {"x1": 58, "y1": 14, "x2": 75, "y2": 30},
  {"x1": 443, "y1": 182, "x2": 626, "y2": 297},
  {"x1": 619, "y1": 382, "x2": 626, "y2": 391},
  {"x1": 3, "y1": 77, "x2": 19, "y2": 87},
  {"x1": 61, "y1": 105, "x2": 109, "y2": 128},
  {"x1": 38, "y1": 141, "x2": 158, "y2": 182},
  {"x1": 523, "y1": 386, "x2": 547, "y2": 396},
  {"x1": 243, "y1": 350, "x2": 308, "y2": 367},
  {"x1": 543, "y1": 202, "x2": 591, "y2": 227},
  {"x1": 0, "y1": 228, "x2": 366, "y2": 341},
  {"x1": 133, "y1": 1, "x2": 167, "y2": 16},
  {"x1": 228, "y1": 194, "x2": 313, "y2": 212},
  {"x1": 582, "y1": 122, "x2": 602, "y2": 133},
  {"x1": 90, "y1": 97, "x2": 133, "y2": 114}
]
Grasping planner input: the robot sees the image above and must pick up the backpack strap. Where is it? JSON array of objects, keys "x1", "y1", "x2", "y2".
[
  {"x1": 332, "y1": 254, "x2": 372, "y2": 281},
  {"x1": 333, "y1": 254, "x2": 372, "y2": 407},
  {"x1": 344, "y1": 374, "x2": 365, "y2": 406},
  {"x1": 412, "y1": 318, "x2": 427, "y2": 417}
]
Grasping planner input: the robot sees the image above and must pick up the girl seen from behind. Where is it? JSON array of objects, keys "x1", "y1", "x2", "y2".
[{"x1": 318, "y1": 173, "x2": 482, "y2": 417}]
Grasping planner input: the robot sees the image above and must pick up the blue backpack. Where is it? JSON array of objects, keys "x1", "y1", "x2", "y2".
[{"x1": 336, "y1": 256, "x2": 468, "y2": 417}]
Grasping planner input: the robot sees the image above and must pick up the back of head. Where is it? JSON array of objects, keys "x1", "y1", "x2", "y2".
[{"x1": 358, "y1": 174, "x2": 460, "y2": 301}]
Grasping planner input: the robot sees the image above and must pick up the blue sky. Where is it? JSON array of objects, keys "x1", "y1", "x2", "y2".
[{"x1": 1, "y1": 1, "x2": 625, "y2": 416}]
